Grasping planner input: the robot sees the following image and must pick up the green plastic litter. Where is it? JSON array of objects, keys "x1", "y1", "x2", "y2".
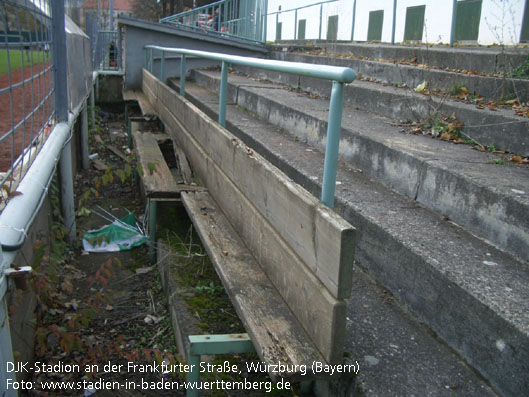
[{"x1": 82, "y1": 213, "x2": 147, "y2": 252}]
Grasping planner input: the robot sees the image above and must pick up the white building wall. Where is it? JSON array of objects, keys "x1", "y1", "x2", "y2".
[{"x1": 266, "y1": 0, "x2": 529, "y2": 45}]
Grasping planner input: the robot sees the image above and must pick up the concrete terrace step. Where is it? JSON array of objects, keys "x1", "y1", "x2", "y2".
[
  {"x1": 167, "y1": 76, "x2": 528, "y2": 397},
  {"x1": 269, "y1": 49, "x2": 529, "y2": 103},
  {"x1": 190, "y1": 69, "x2": 529, "y2": 265},
  {"x1": 246, "y1": 51, "x2": 529, "y2": 158},
  {"x1": 272, "y1": 42, "x2": 529, "y2": 75}
]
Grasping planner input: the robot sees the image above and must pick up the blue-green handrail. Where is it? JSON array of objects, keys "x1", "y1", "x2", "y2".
[{"x1": 144, "y1": 45, "x2": 356, "y2": 209}]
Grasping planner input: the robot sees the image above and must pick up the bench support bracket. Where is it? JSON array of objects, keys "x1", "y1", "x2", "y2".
[{"x1": 187, "y1": 333, "x2": 255, "y2": 397}]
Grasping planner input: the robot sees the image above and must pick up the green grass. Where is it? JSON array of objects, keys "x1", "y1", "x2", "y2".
[{"x1": 0, "y1": 49, "x2": 48, "y2": 74}]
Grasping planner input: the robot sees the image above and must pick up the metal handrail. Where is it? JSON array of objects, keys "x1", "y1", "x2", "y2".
[
  {"x1": 144, "y1": 45, "x2": 356, "y2": 209},
  {"x1": 160, "y1": 0, "x2": 267, "y2": 45}
]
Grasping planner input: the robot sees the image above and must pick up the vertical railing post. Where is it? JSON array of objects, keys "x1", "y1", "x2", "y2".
[
  {"x1": 149, "y1": 200, "x2": 157, "y2": 264},
  {"x1": 295, "y1": 9, "x2": 298, "y2": 40},
  {"x1": 321, "y1": 81, "x2": 344, "y2": 209},
  {"x1": 319, "y1": 4, "x2": 323, "y2": 40},
  {"x1": 351, "y1": 0, "x2": 357, "y2": 41},
  {"x1": 263, "y1": 0, "x2": 268, "y2": 42},
  {"x1": 52, "y1": 0, "x2": 76, "y2": 243},
  {"x1": 450, "y1": 0, "x2": 458, "y2": 47},
  {"x1": 180, "y1": 54, "x2": 186, "y2": 96},
  {"x1": 160, "y1": 50, "x2": 165, "y2": 82},
  {"x1": 0, "y1": 277, "x2": 16, "y2": 397},
  {"x1": 90, "y1": 83, "x2": 96, "y2": 129},
  {"x1": 218, "y1": 61, "x2": 229, "y2": 127},
  {"x1": 391, "y1": 0, "x2": 397, "y2": 44},
  {"x1": 149, "y1": 47, "x2": 154, "y2": 73},
  {"x1": 144, "y1": 47, "x2": 148, "y2": 69}
]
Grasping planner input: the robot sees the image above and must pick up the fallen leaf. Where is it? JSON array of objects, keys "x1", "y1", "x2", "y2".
[
  {"x1": 105, "y1": 305, "x2": 114, "y2": 311},
  {"x1": 61, "y1": 280, "x2": 73, "y2": 294},
  {"x1": 135, "y1": 266, "x2": 153, "y2": 274},
  {"x1": 414, "y1": 81, "x2": 428, "y2": 93}
]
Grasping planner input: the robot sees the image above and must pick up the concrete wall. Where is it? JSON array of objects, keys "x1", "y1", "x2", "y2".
[
  {"x1": 119, "y1": 17, "x2": 267, "y2": 90},
  {"x1": 267, "y1": 0, "x2": 528, "y2": 45}
]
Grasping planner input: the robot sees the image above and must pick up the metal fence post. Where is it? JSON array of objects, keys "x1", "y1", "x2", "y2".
[
  {"x1": 218, "y1": 61, "x2": 229, "y2": 127},
  {"x1": 150, "y1": 48, "x2": 154, "y2": 73},
  {"x1": 161, "y1": 50, "x2": 165, "y2": 82},
  {"x1": 351, "y1": 0, "x2": 357, "y2": 41},
  {"x1": 321, "y1": 81, "x2": 344, "y2": 209},
  {"x1": 180, "y1": 55, "x2": 186, "y2": 96},
  {"x1": 81, "y1": 100, "x2": 89, "y2": 169},
  {"x1": 0, "y1": 273, "x2": 16, "y2": 396},
  {"x1": 52, "y1": 0, "x2": 76, "y2": 243}
]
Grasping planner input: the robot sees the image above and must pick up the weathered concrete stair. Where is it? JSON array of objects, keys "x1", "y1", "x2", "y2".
[
  {"x1": 191, "y1": 69, "x2": 529, "y2": 265},
  {"x1": 242, "y1": 50, "x2": 529, "y2": 159},
  {"x1": 168, "y1": 73, "x2": 529, "y2": 397}
]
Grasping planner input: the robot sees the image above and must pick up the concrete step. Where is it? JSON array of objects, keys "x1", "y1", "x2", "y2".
[
  {"x1": 269, "y1": 49, "x2": 529, "y2": 103},
  {"x1": 167, "y1": 76, "x2": 528, "y2": 397},
  {"x1": 189, "y1": 69, "x2": 529, "y2": 265},
  {"x1": 272, "y1": 42, "x2": 529, "y2": 75},
  {"x1": 239, "y1": 51, "x2": 529, "y2": 158}
]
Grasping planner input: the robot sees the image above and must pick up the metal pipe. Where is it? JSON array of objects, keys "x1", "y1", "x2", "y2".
[
  {"x1": 450, "y1": 0, "x2": 458, "y2": 47},
  {"x1": 392, "y1": 0, "x2": 397, "y2": 44},
  {"x1": 51, "y1": 1, "x2": 68, "y2": 122},
  {"x1": 321, "y1": 81, "x2": 344, "y2": 209},
  {"x1": 180, "y1": 55, "x2": 186, "y2": 96},
  {"x1": 109, "y1": 0, "x2": 114, "y2": 31},
  {"x1": 149, "y1": 200, "x2": 157, "y2": 263},
  {"x1": 219, "y1": 61, "x2": 229, "y2": 127},
  {"x1": 161, "y1": 50, "x2": 165, "y2": 82},
  {"x1": 81, "y1": 100, "x2": 89, "y2": 169},
  {"x1": 90, "y1": 84, "x2": 96, "y2": 130},
  {"x1": 150, "y1": 48, "x2": 154, "y2": 73},
  {"x1": 319, "y1": 4, "x2": 323, "y2": 40},
  {"x1": 60, "y1": 140, "x2": 76, "y2": 243},
  {"x1": 145, "y1": 46, "x2": 356, "y2": 83},
  {"x1": 351, "y1": 0, "x2": 357, "y2": 41},
  {"x1": 295, "y1": 10, "x2": 298, "y2": 40}
]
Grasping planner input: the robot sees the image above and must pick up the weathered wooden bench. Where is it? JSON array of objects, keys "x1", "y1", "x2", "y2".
[
  {"x1": 132, "y1": 127, "x2": 203, "y2": 262},
  {"x1": 140, "y1": 68, "x2": 357, "y2": 395}
]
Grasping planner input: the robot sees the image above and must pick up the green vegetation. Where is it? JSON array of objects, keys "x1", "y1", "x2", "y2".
[
  {"x1": 511, "y1": 54, "x2": 529, "y2": 79},
  {"x1": 0, "y1": 49, "x2": 48, "y2": 74}
]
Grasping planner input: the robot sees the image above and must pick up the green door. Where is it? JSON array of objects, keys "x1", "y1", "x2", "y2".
[
  {"x1": 454, "y1": 0, "x2": 482, "y2": 41},
  {"x1": 521, "y1": 0, "x2": 529, "y2": 42},
  {"x1": 298, "y1": 19, "x2": 306, "y2": 40},
  {"x1": 276, "y1": 22, "x2": 282, "y2": 41},
  {"x1": 327, "y1": 15, "x2": 338, "y2": 40},
  {"x1": 367, "y1": 10, "x2": 384, "y2": 41},
  {"x1": 404, "y1": 5, "x2": 425, "y2": 41}
]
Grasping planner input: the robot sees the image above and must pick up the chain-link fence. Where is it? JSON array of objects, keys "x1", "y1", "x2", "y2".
[{"x1": 0, "y1": 0, "x2": 54, "y2": 205}]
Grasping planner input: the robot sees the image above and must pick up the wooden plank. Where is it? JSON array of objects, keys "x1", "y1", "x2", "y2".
[
  {"x1": 136, "y1": 92, "x2": 156, "y2": 117},
  {"x1": 181, "y1": 190, "x2": 326, "y2": 380},
  {"x1": 174, "y1": 144, "x2": 194, "y2": 185},
  {"x1": 144, "y1": 69, "x2": 355, "y2": 300},
  {"x1": 123, "y1": 90, "x2": 139, "y2": 101},
  {"x1": 148, "y1": 89, "x2": 346, "y2": 364},
  {"x1": 132, "y1": 130, "x2": 180, "y2": 198}
]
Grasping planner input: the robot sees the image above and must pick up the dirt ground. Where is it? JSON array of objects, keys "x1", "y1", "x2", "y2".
[
  {"x1": 0, "y1": 66, "x2": 53, "y2": 172},
  {"x1": 19, "y1": 105, "x2": 294, "y2": 397},
  {"x1": 24, "y1": 108, "x2": 185, "y2": 396}
]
